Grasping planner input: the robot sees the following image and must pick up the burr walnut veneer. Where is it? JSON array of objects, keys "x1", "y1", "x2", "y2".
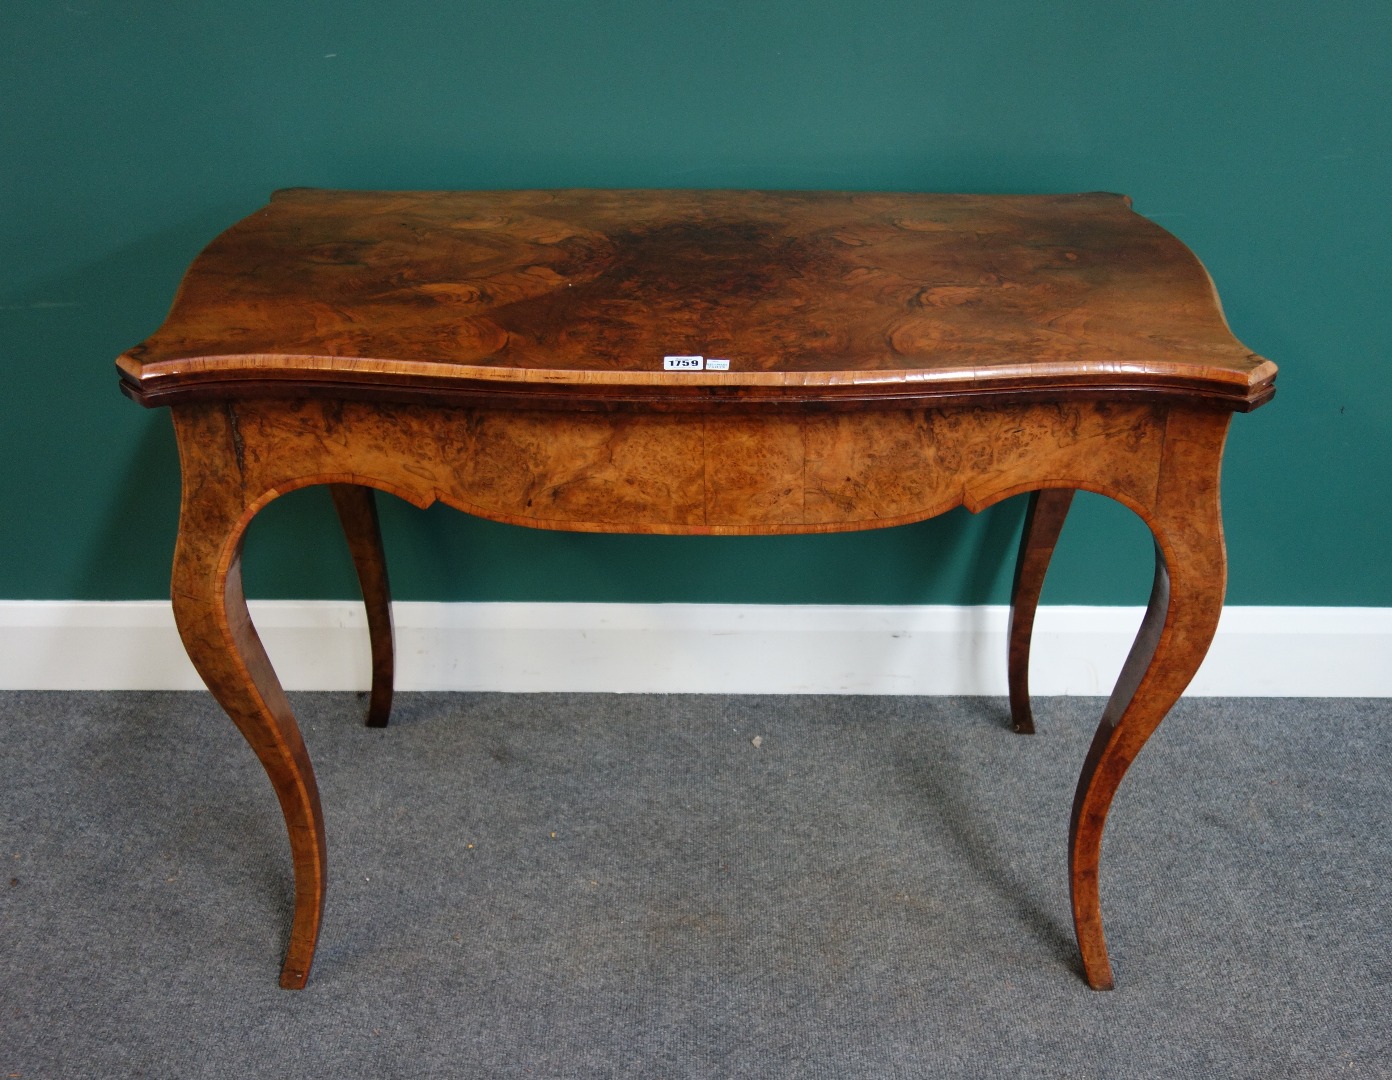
[{"x1": 117, "y1": 189, "x2": 1275, "y2": 991}]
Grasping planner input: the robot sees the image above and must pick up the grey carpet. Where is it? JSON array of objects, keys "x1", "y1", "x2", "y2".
[{"x1": 1, "y1": 691, "x2": 1388, "y2": 1078}]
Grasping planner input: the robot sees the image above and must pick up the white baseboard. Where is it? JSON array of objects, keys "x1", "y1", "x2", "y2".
[{"x1": 0, "y1": 601, "x2": 1387, "y2": 696}]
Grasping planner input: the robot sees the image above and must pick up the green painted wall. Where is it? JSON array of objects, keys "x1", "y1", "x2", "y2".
[{"x1": 2, "y1": 1, "x2": 1387, "y2": 606}]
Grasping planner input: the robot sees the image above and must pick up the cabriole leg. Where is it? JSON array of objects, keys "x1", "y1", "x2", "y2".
[
  {"x1": 329, "y1": 483, "x2": 395, "y2": 728},
  {"x1": 1007, "y1": 488, "x2": 1075, "y2": 734},
  {"x1": 1068, "y1": 409, "x2": 1229, "y2": 989},
  {"x1": 170, "y1": 405, "x2": 327, "y2": 989}
]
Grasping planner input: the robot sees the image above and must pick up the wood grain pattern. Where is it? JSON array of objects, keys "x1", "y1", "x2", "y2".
[
  {"x1": 184, "y1": 397, "x2": 1169, "y2": 534},
  {"x1": 117, "y1": 189, "x2": 1276, "y2": 411}
]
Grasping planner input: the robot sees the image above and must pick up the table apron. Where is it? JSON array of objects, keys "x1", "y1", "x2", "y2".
[{"x1": 169, "y1": 397, "x2": 1227, "y2": 536}]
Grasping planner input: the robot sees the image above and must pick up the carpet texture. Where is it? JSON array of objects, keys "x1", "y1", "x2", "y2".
[{"x1": 1, "y1": 692, "x2": 1388, "y2": 1078}]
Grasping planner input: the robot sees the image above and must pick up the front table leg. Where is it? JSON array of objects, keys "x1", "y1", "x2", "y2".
[
  {"x1": 1069, "y1": 409, "x2": 1229, "y2": 989},
  {"x1": 169, "y1": 413, "x2": 327, "y2": 989}
]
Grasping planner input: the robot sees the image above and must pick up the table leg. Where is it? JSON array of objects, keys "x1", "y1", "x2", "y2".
[
  {"x1": 169, "y1": 414, "x2": 327, "y2": 989},
  {"x1": 1068, "y1": 411, "x2": 1228, "y2": 989},
  {"x1": 1007, "y1": 488, "x2": 1075, "y2": 734},
  {"x1": 329, "y1": 484, "x2": 395, "y2": 728}
]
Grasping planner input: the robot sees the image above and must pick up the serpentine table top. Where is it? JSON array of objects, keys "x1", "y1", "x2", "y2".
[
  {"x1": 119, "y1": 188, "x2": 1274, "y2": 411},
  {"x1": 118, "y1": 188, "x2": 1275, "y2": 991}
]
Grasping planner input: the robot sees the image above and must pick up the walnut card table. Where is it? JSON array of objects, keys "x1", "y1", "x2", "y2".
[{"x1": 117, "y1": 188, "x2": 1276, "y2": 990}]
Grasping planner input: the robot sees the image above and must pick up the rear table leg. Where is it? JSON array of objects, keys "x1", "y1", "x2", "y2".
[
  {"x1": 330, "y1": 483, "x2": 395, "y2": 728},
  {"x1": 1007, "y1": 488, "x2": 1075, "y2": 734}
]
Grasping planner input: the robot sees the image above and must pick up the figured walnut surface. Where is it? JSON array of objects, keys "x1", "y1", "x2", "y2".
[
  {"x1": 118, "y1": 189, "x2": 1275, "y2": 410},
  {"x1": 199, "y1": 398, "x2": 1168, "y2": 534}
]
